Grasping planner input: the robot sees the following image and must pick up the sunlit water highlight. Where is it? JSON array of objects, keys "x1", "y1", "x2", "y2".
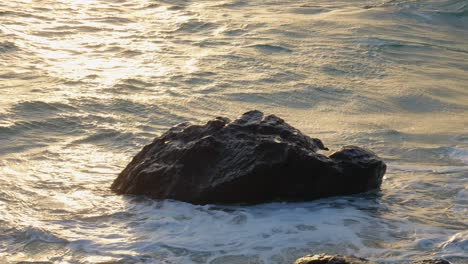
[{"x1": 0, "y1": 0, "x2": 467, "y2": 263}]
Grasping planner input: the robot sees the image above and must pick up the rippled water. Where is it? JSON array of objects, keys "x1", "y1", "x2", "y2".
[{"x1": 1, "y1": 0, "x2": 467, "y2": 263}]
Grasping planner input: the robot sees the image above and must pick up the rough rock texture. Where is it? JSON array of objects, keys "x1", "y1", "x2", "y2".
[
  {"x1": 294, "y1": 254, "x2": 450, "y2": 264},
  {"x1": 111, "y1": 110, "x2": 386, "y2": 204}
]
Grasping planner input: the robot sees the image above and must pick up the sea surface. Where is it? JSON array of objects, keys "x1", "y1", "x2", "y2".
[{"x1": 0, "y1": 0, "x2": 467, "y2": 263}]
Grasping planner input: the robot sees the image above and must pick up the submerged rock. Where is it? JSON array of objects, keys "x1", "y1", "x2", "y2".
[
  {"x1": 111, "y1": 110, "x2": 386, "y2": 204},
  {"x1": 294, "y1": 254, "x2": 450, "y2": 264}
]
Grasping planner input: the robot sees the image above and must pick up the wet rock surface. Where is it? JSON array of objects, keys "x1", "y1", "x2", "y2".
[
  {"x1": 294, "y1": 254, "x2": 450, "y2": 264},
  {"x1": 111, "y1": 110, "x2": 387, "y2": 204}
]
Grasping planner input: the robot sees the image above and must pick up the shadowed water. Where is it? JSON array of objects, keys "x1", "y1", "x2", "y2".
[{"x1": 0, "y1": 0, "x2": 467, "y2": 263}]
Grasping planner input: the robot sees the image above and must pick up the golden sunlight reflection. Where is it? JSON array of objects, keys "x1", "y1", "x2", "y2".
[
  {"x1": 52, "y1": 191, "x2": 95, "y2": 210},
  {"x1": 138, "y1": 5, "x2": 192, "y2": 24},
  {"x1": 69, "y1": 0, "x2": 97, "y2": 4},
  {"x1": 5, "y1": 2, "x2": 193, "y2": 86}
]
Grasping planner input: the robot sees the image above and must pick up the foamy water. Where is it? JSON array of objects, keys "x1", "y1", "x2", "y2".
[{"x1": 0, "y1": 0, "x2": 467, "y2": 263}]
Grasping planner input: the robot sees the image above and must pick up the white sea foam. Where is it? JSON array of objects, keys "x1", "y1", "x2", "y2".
[{"x1": 439, "y1": 231, "x2": 468, "y2": 259}]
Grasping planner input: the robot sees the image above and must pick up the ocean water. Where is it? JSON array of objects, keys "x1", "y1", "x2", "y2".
[{"x1": 0, "y1": 0, "x2": 467, "y2": 263}]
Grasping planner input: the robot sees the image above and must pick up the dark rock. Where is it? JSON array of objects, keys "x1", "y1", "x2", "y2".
[
  {"x1": 294, "y1": 254, "x2": 372, "y2": 264},
  {"x1": 111, "y1": 110, "x2": 386, "y2": 204},
  {"x1": 294, "y1": 254, "x2": 450, "y2": 264}
]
